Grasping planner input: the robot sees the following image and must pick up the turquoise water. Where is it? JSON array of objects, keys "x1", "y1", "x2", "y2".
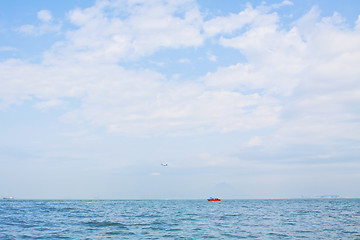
[{"x1": 1, "y1": 199, "x2": 359, "y2": 239}]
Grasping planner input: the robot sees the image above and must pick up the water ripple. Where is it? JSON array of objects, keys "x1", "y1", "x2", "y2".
[{"x1": 0, "y1": 199, "x2": 359, "y2": 239}]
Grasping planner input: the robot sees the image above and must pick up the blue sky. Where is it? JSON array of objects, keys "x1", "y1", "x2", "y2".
[{"x1": 1, "y1": 0, "x2": 360, "y2": 199}]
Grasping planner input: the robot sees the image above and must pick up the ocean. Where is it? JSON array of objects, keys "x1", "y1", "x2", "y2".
[{"x1": 1, "y1": 199, "x2": 359, "y2": 239}]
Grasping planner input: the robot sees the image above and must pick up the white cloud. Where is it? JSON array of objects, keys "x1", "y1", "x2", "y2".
[
  {"x1": 60, "y1": 130, "x2": 89, "y2": 137},
  {"x1": 1, "y1": 1, "x2": 360, "y2": 145},
  {"x1": 38, "y1": 10, "x2": 53, "y2": 23},
  {"x1": 207, "y1": 52, "x2": 217, "y2": 62},
  {"x1": 178, "y1": 58, "x2": 191, "y2": 63},
  {"x1": 59, "y1": 0, "x2": 203, "y2": 63},
  {"x1": 61, "y1": 69, "x2": 279, "y2": 136},
  {"x1": 2, "y1": 1, "x2": 360, "y2": 200},
  {"x1": 17, "y1": 10, "x2": 60, "y2": 36},
  {"x1": 356, "y1": 15, "x2": 360, "y2": 31},
  {"x1": 203, "y1": 5, "x2": 259, "y2": 37},
  {"x1": 246, "y1": 136, "x2": 263, "y2": 147},
  {"x1": 268, "y1": 0, "x2": 294, "y2": 10},
  {"x1": 205, "y1": 13, "x2": 359, "y2": 153},
  {"x1": 17, "y1": 24, "x2": 36, "y2": 35},
  {"x1": 34, "y1": 99, "x2": 65, "y2": 110},
  {"x1": 0, "y1": 46, "x2": 16, "y2": 52},
  {"x1": 198, "y1": 153, "x2": 225, "y2": 166}
]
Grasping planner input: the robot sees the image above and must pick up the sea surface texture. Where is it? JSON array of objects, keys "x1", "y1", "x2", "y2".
[{"x1": 1, "y1": 199, "x2": 359, "y2": 239}]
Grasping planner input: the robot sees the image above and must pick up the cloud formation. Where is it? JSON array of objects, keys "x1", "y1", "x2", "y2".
[
  {"x1": 1, "y1": 0, "x2": 360, "y2": 199},
  {"x1": 37, "y1": 10, "x2": 53, "y2": 23},
  {"x1": 17, "y1": 10, "x2": 60, "y2": 36},
  {"x1": 1, "y1": 0, "x2": 360, "y2": 146}
]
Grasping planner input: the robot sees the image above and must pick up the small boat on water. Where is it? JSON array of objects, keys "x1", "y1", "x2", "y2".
[
  {"x1": 2, "y1": 197, "x2": 14, "y2": 200},
  {"x1": 207, "y1": 197, "x2": 221, "y2": 201}
]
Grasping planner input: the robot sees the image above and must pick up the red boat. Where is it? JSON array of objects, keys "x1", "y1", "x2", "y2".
[{"x1": 207, "y1": 197, "x2": 221, "y2": 201}]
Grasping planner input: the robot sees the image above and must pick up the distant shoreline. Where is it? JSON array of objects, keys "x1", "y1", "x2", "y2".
[{"x1": 2, "y1": 197, "x2": 359, "y2": 201}]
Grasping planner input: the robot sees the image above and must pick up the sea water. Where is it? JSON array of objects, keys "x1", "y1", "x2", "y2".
[{"x1": 0, "y1": 199, "x2": 359, "y2": 239}]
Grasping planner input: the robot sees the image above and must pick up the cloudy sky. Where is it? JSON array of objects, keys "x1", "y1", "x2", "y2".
[{"x1": 1, "y1": 0, "x2": 359, "y2": 199}]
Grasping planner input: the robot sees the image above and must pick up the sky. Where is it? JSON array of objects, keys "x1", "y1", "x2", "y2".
[{"x1": 0, "y1": 0, "x2": 359, "y2": 199}]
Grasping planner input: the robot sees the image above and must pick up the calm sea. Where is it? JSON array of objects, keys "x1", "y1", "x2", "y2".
[{"x1": 0, "y1": 199, "x2": 359, "y2": 239}]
